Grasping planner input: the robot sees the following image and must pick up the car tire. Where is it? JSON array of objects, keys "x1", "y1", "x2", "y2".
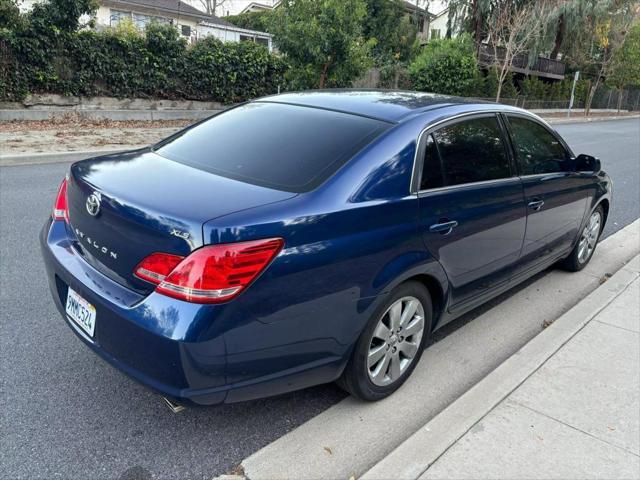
[
  {"x1": 338, "y1": 281, "x2": 432, "y2": 401},
  {"x1": 560, "y1": 205, "x2": 604, "y2": 272}
]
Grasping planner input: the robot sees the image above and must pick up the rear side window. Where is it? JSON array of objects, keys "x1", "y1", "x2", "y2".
[
  {"x1": 420, "y1": 134, "x2": 444, "y2": 190},
  {"x1": 155, "y1": 102, "x2": 390, "y2": 192},
  {"x1": 421, "y1": 116, "x2": 510, "y2": 189},
  {"x1": 507, "y1": 116, "x2": 571, "y2": 175}
]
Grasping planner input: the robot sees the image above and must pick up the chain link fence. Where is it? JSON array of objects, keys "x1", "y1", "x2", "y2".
[{"x1": 473, "y1": 86, "x2": 640, "y2": 112}]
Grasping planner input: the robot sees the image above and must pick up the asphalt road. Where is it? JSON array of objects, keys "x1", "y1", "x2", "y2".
[{"x1": 1, "y1": 118, "x2": 638, "y2": 480}]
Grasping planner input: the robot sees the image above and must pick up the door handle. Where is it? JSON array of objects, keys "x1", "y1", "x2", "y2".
[
  {"x1": 429, "y1": 220, "x2": 458, "y2": 235},
  {"x1": 528, "y1": 199, "x2": 545, "y2": 211}
]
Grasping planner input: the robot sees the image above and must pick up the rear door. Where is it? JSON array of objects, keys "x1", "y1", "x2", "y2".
[
  {"x1": 415, "y1": 114, "x2": 527, "y2": 310},
  {"x1": 503, "y1": 114, "x2": 589, "y2": 273}
]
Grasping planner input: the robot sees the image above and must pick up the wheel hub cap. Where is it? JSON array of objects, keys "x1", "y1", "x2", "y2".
[
  {"x1": 578, "y1": 211, "x2": 601, "y2": 264},
  {"x1": 367, "y1": 296, "x2": 425, "y2": 387}
]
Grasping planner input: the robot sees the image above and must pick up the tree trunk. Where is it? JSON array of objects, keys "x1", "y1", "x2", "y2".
[
  {"x1": 496, "y1": 81, "x2": 503, "y2": 103},
  {"x1": 319, "y1": 60, "x2": 332, "y2": 89},
  {"x1": 550, "y1": 13, "x2": 565, "y2": 60},
  {"x1": 617, "y1": 88, "x2": 624, "y2": 112},
  {"x1": 585, "y1": 77, "x2": 600, "y2": 117},
  {"x1": 473, "y1": 0, "x2": 482, "y2": 54},
  {"x1": 496, "y1": 65, "x2": 508, "y2": 103}
]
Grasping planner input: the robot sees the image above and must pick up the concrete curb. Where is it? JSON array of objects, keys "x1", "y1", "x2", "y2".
[
  {"x1": 545, "y1": 114, "x2": 640, "y2": 125},
  {"x1": 362, "y1": 255, "x2": 640, "y2": 480},
  {"x1": 0, "y1": 149, "x2": 136, "y2": 167}
]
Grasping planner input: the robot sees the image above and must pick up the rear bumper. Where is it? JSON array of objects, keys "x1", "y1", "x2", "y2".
[{"x1": 40, "y1": 219, "x2": 347, "y2": 405}]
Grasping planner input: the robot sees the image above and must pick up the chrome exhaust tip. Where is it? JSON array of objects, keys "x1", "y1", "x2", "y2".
[{"x1": 162, "y1": 396, "x2": 186, "y2": 413}]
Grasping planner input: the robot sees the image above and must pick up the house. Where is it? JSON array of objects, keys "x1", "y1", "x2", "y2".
[
  {"x1": 401, "y1": 0, "x2": 432, "y2": 44},
  {"x1": 99, "y1": 0, "x2": 273, "y2": 49},
  {"x1": 18, "y1": 0, "x2": 273, "y2": 50},
  {"x1": 426, "y1": 7, "x2": 451, "y2": 41},
  {"x1": 240, "y1": 1, "x2": 281, "y2": 14}
]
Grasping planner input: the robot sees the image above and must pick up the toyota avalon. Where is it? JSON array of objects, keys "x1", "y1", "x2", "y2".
[{"x1": 41, "y1": 91, "x2": 611, "y2": 407}]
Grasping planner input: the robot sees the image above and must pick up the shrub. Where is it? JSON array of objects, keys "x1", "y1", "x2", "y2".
[
  {"x1": 1, "y1": 20, "x2": 286, "y2": 103},
  {"x1": 409, "y1": 36, "x2": 480, "y2": 96},
  {"x1": 501, "y1": 72, "x2": 518, "y2": 99}
]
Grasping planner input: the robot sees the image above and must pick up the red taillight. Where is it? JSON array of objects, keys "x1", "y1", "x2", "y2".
[
  {"x1": 134, "y1": 238, "x2": 284, "y2": 304},
  {"x1": 52, "y1": 178, "x2": 68, "y2": 221},
  {"x1": 134, "y1": 252, "x2": 185, "y2": 284}
]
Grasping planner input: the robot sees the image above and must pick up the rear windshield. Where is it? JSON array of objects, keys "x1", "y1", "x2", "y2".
[{"x1": 154, "y1": 102, "x2": 391, "y2": 192}]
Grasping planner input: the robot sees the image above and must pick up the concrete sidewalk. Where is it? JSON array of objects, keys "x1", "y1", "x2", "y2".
[{"x1": 364, "y1": 255, "x2": 640, "y2": 480}]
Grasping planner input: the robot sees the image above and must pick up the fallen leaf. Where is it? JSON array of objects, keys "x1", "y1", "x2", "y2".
[{"x1": 324, "y1": 446, "x2": 333, "y2": 455}]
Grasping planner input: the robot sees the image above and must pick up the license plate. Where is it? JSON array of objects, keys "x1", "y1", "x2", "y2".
[{"x1": 65, "y1": 288, "x2": 96, "y2": 337}]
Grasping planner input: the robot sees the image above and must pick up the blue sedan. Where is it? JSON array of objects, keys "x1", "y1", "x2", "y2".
[{"x1": 40, "y1": 91, "x2": 611, "y2": 407}]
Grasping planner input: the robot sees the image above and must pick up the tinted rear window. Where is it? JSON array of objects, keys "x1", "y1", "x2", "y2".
[{"x1": 155, "y1": 102, "x2": 391, "y2": 192}]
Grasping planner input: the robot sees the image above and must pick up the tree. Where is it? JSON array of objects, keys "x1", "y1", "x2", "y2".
[
  {"x1": 408, "y1": 35, "x2": 480, "y2": 96},
  {"x1": 606, "y1": 22, "x2": 640, "y2": 111},
  {"x1": 226, "y1": 10, "x2": 271, "y2": 31},
  {"x1": 362, "y1": 0, "x2": 417, "y2": 65},
  {"x1": 444, "y1": 0, "x2": 493, "y2": 52},
  {"x1": 485, "y1": 1, "x2": 555, "y2": 102},
  {"x1": 195, "y1": 0, "x2": 227, "y2": 16},
  {"x1": 564, "y1": 1, "x2": 638, "y2": 115},
  {"x1": 268, "y1": 0, "x2": 373, "y2": 89},
  {"x1": 28, "y1": 0, "x2": 97, "y2": 32},
  {"x1": 0, "y1": 0, "x2": 21, "y2": 29}
]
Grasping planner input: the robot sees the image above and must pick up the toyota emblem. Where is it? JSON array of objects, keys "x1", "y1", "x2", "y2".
[{"x1": 86, "y1": 192, "x2": 101, "y2": 217}]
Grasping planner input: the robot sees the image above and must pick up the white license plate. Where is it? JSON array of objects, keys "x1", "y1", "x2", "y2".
[{"x1": 65, "y1": 288, "x2": 96, "y2": 337}]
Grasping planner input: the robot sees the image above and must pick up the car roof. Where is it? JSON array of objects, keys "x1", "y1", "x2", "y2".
[{"x1": 256, "y1": 90, "x2": 501, "y2": 123}]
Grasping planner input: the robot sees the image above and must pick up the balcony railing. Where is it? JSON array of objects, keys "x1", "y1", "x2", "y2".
[{"x1": 478, "y1": 44, "x2": 566, "y2": 80}]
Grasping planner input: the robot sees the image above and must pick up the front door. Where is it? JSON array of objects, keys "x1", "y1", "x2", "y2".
[
  {"x1": 416, "y1": 114, "x2": 527, "y2": 310},
  {"x1": 504, "y1": 114, "x2": 589, "y2": 274}
]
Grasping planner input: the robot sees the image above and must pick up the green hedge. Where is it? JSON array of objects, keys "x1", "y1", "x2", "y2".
[
  {"x1": 0, "y1": 21, "x2": 286, "y2": 103},
  {"x1": 409, "y1": 36, "x2": 480, "y2": 97}
]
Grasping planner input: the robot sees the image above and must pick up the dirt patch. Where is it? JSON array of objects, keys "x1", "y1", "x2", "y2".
[{"x1": 0, "y1": 116, "x2": 192, "y2": 133}]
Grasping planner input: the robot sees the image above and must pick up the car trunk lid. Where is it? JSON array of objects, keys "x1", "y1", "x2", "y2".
[{"x1": 67, "y1": 150, "x2": 296, "y2": 292}]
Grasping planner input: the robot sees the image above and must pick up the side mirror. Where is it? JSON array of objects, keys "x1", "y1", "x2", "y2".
[{"x1": 575, "y1": 154, "x2": 601, "y2": 173}]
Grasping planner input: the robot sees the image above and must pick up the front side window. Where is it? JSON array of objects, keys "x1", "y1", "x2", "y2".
[
  {"x1": 507, "y1": 116, "x2": 571, "y2": 175},
  {"x1": 428, "y1": 116, "x2": 511, "y2": 187}
]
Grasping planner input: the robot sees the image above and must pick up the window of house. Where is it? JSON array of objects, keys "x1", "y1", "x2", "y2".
[
  {"x1": 110, "y1": 10, "x2": 131, "y2": 26},
  {"x1": 429, "y1": 116, "x2": 511, "y2": 187},
  {"x1": 255, "y1": 37, "x2": 269, "y2": 47},
  {"x1": 132, "y1": 14, "x2": 170, "y2": 29},
  {"x1": 431, "y1": 28, "x2": 441, "y2": 40},
  {"x1": 506, "y1": 116, "x2": 571, "y2": 175},
  {"x1": 132, "y1": 13, "x2": 152, "y2": 29},
  {"x1": 239, "y1": 34, "x2": 252, "y2": 42},
  {"x1": 181, "y1": 25, "x2": 192, "y2": 37}
]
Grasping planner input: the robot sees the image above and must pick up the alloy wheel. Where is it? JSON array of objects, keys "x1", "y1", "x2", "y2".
[
  {"x1": 577, "y1": 211, "x2": 602, "y2": 264},
  {"x1": 367, "y1": 296, "x2": 425, "y2": 387}
]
